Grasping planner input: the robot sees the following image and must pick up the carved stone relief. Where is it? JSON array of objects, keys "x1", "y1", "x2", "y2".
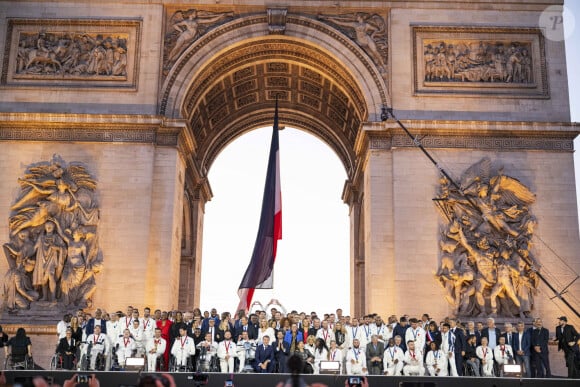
[
  {"x1": 2, "y1": 19, "x2": 140, "y2": 88},
  {"x1": 15, "y1": 31, "x2": 129, "y2": 77},
  {"x1": 413, "y1": 27, "x2": 548, "y2": 97},
  {"x1": 434, "y1": 157, "x2": 539, "y2": 318},
  {"x1": 2, "y1": 156, "x2": 102, "y2": 312},
  {"x1": 163, "y1": 9, "x2": 234, "y2": 71},
  {"x1": 317, "y1": 12, "x2": 388, "y2": 76},
  {"x1": 423, "y1": 40, "x2": 533, "y2": 83}
]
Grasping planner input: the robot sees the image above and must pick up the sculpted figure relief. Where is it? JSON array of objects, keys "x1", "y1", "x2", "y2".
[
  {"x1": 423, "y1": 41, "x2": 533, "y2": 84},
  {"x1": 164, "y1": 9, "x2": 234, "y2": 70},
  {"x1": 434, "y1": 157, "x2": 539, "y2": 318},
  {"x1": 2, "y1": 156, "x2": 102, "y2": 312},
  {"x1": 318, "y1": 13, "x2": 388, "y2": 74},
  {"x1": 14, "y1": 31, "x2": 129, "y2": 78}
]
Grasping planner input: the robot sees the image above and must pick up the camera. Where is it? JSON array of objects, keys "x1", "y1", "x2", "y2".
[
  {"x1": 348, "y1": 376, "x2": 363, "y2": 387},
  {"x1": 77, "y1": 375, "x2": 90, "y2": 383}
]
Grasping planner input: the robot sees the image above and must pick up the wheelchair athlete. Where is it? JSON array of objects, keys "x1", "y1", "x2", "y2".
[
  {"x1": 54, "y1": 328, "x2": 77, "y2": 370},
  {"x1": 79, "y1": 324, "x2": 109, "y2": 371},
  {"x1": 195, "y1": 332, "x2": 218, "y2": 372},
  {"x1": 4, "y1": 327, "x2": 33, "y2": 370},
  {"x1": 170, "y1": 326, "x2": 195, "y2": 371}
]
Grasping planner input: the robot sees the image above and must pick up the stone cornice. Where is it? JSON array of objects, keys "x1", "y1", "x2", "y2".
[
  {"x1": 0, "y1": 113, "x2": 197, "y2": 153},
  {"x1": 355, "y1": 120, "x2": 579, "y2": 155}
]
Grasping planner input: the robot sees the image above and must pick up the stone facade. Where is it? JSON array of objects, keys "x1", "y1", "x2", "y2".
[{"x1": 0, "y1": 0, "x2": 578, "y2": 370}]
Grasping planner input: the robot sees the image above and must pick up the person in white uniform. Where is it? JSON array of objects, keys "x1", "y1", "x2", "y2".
[
  {"x1": 171, "y1": 326, "x2": 196, "y2": 369},
  {"x1": 345, "y1": 338, "x2": 367, "y2": 375},
  {"x1": 493, "y1": 336, "x2": 514, "y2": 376},
  {"x1": 425, "y1": 341, "x2": 448, "y2": 376},
  {"x1": 116, "y1": 329, "x2": 136, "y2": 368},
  {"x1": 129, "y1": 319, "x2": 145, "y2": 357},
  {"x1": 146, "y1": 328, "x2": 166, "y2": 371},
  {"x1": 403, "y1": 340, "x2": 424, "y2": 376},
  {"x1": 236, "y1": 330, "x2": 256, "y2": 372},
  {"x1": 196, "y1": 332, "x2": 218, "y2": 372},
  {"x1": 440, "y1": 323, "x2": 458, "y2": 376},
  {"x1": 141, "y1": 307, "x2": 156, "y2": 347},
  {"x1": 383, "y1": 338, "x2": 404, "y2": 376},
  {"x1": 405, "y1": 318, "x2": 426, "y2": 355},
  {"x1": 217, "y1": 330, "x2": 237, "y2": 373},
  {"x1": 81, "y1": 324, "x2": 109, "y2": 371},
  {"x1": 346, "y1": 318, "x2": 367, "y2": 351},
  {"x1": 476, "y1": 336, "x2": 495, "y2": 376},
  {"x1": 106, "y1": 312, "x2": 122, "y2": 347},
  {"x1": 316, "y1": 320, "x2": 335, "y2": 349}
]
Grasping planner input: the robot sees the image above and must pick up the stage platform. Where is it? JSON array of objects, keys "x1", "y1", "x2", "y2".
[{"x1": 2, "y1": 371, "x2": 578, "y2": 387}]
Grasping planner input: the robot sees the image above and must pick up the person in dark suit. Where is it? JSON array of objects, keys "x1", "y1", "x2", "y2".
[
  {"x1": 84, "y1": 308, "x2": 107, "y2": 336},
  {"x1": 465, "y1": 321, "x2": 481, "y2": 346},
  {"x1": 425, "y1": 321, "x2": 442, "y2": 354},
  {"x1": 393, "y1": 317, "x2": 410, "y2": 353},
  {"x1": 274, "y1": 330, "x2": 290, "y2": 373},
  {"x1": 480, "y1": 317, "x2": 501, "y2": 350},
  {"x1": 556, "y1": 316, "x2": 579, "y2": 378},
  {"x1": 366, "y1": 335, "x2": 385, "y2": 375},
  {"x1": 234, "y1": 316, "x2": 251, "y2": 342},
  {"x1": 254, "y1": 335, "x2": 275, "y2": 373},
  {"x1": 449, "y1": 318, "x2": 466, "y2": 376},
  {"x1": 57, "y1": 328, "x2": 77, "y2": 370},
  {"x1": 247, "y1": 314, "x2": 260, "y2": 340},
  {"x1": 528, "y1": 317, "x2": 551, "y2": 377},
  {"x1": 201, "y1": 309, "x2": 220, "y2": 333},
  {"x1": 512, "y1": 321, "x2": 531, "y2": 378},
  {"x1": 501, "y1": 322, "x2": 515, "y2": 348}
]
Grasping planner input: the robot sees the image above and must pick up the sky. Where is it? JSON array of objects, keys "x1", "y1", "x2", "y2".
[{"x1": 200, "y1": 2, "x2": 579, "y2": 318}]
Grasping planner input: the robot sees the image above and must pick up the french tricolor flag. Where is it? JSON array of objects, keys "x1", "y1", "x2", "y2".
[{"x1": 237, "y1": 99, "x2": 282, "y2": 312}]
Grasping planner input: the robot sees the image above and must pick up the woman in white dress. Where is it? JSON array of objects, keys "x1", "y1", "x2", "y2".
[{"x1": 257, "y1": 319, "x2": 275, "y2": 346}]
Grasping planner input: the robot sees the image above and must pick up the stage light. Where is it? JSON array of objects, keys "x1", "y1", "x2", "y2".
[
  {"x1": 124, "y1": 357, "x2": 145, "y2": 371},
  {"x1": 319, "y1": 360, "x2": 341, "y2": 374},
  {"x1": 503, "y1": 363, "x2": 522, "y2": 377}
]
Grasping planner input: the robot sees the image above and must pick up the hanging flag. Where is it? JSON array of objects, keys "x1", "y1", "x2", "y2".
[{"x1": 237, "y1": 99, "x2": 282, "y2": 312}]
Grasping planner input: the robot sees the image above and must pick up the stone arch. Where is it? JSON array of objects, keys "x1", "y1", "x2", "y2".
[{"x1": 161, "y1": 13, "x2": 389, "y2": 177}]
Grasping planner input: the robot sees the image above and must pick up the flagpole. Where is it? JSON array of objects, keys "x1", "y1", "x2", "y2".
[{"x1": 236, "y1": 98, "x2": 282, "y2": 313}]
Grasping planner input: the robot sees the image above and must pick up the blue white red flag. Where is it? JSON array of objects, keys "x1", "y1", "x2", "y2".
[{"x1": 237, "y1": 99, "x2": 282, "y2": 312}]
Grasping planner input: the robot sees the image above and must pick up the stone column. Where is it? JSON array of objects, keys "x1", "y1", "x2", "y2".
[
  {"x1": 360, "y1": 125, "x2": 396, "y2": 314},
  {"x1": 179, "y1": 177, "x2": 211, "y2": 310},
  {"x1": 343, "y1": 182, "x2": 365, "y2": 317}
]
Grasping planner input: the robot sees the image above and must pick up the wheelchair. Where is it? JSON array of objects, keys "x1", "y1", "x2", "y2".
[
  {"x1": 195, "y1": 346, "x2": 219, "y2": 372},
  {"x1": 147, "y1": 353, "x2": 165, "y2": 372},
  {"x1": 79, "y1": 343, "x2": 107, "y2": 371},
  {"x1": 236, "y1": 342, "x2": 256, "y2": 373},
  {"x1": 5, "y1": 347, "x2": 33, "y2": 370},
  {"x1": 463, "y1": 360, "x2": 480, "y2": 376},
  {"x1": 50, "y1": 345, "x2": 77, "y2": 370},
  {"x1": 169, "y1": 354, "x2": 194, "y2": 372}
]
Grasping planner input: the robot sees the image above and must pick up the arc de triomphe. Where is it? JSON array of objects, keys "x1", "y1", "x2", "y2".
[{"x1": 0, "y1": 0, "x2": 578, "y2": 332}]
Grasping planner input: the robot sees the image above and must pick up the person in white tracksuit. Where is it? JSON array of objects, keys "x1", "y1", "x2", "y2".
[
  {"x1": 217, "y1": 331, "x2": 237, "y2": 373},
  {"x1": 146, "y1": 328, "x2": 166, "y2": 371},
  {"x1": 116, "y1": 329, "x2": 136, "y2": 368},
  {"x1": 383, "y1": 338, "x2": 404, "y2": 376},
  {"x1": 171, "y1": 326, "x2": 196, "y2": 369}
]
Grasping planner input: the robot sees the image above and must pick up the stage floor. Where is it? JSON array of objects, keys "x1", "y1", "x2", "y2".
[{"x1": 3, "y1": 371, "x2": 578, "y2": 387}]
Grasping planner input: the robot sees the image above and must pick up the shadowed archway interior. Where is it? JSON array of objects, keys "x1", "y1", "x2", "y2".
[{"x1": 180, "y1": 37, "x2": 369, "y2": 177}]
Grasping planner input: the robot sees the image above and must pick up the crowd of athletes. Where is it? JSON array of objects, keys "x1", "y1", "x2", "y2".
[{"x1": 4, "y1": 306, "x2": 580, "y2": 378}]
